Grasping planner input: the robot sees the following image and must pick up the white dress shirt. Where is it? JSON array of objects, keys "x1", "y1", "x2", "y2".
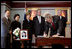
[
  {"x1": 60, "y1": 16, "x2": 62, "y2": 20},
  {"x1": 37, "y1": 16, "x2": 41, "y2": 23},
  {"x1": 5, "y1": 14, "x2": 8, "y2": 20}
]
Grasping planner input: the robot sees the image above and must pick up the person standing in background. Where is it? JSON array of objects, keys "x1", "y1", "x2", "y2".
[
  {"x1": 33, "y1": 9, "x2": 45, "y2": 37},
  {"x1": 44, "y1": 15, "x2": 57, "y2": 37},
  {"x1": 23, "y1": 13, "x2": 34, "y2": 48},
  {"x1": 10, "y1": 14, "x2": 21, "y2": 48},
  {"x1": 1, "y1": 10, "x2": 11, "y2": 48},
  {"x1": 57, "y1": 9, "x2": 67, "y2": 37}
]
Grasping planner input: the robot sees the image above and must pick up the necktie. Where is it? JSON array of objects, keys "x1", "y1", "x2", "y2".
[{"x1": 52, "y1": 22, "x2": 55, "y2": 30}]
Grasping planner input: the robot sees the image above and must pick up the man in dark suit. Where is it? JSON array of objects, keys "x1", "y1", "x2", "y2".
[
  {"x1": 44, "y1": 16, "x2": 57, "y2": 37},
  {"x1": 51, "y1": 9, "x2": 67, "y2": 48},
  {"x1": 33, "y1": 9, "x2": 45, "y2": 37},
  {"x1": 23, "y1": 13, "x2": 34, "y2": 48},
  {"x1": 1, "y1": 10, "x2": 11, "y2": 48},
  {"x1": 56, "y1": 9, "x2": 67, "y2": 37},
  {"x1": 52, "y1": 15, "x2": 62, "y2": 36},
  {"x1": 60, "y1": 16, "x2": 67, "y2": 36}
]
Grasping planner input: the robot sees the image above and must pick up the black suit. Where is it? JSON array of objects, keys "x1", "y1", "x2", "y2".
[
  {"x1": 52, "y1": 16, "x2": 66, "y2": 48},
  {"x1": 23, "y1": 19, "x2": 34, "y2": 38},
  {"x1": 59, "y1": 16, "x2": 67, "y2": 36},
  {"x1": 33, "y1": 16, "x2": 45, "y2": 36},
  {"x1": 53, "y1": 15, "x2": 67, "y2": 36},
  {"x1": 45, "y1": 21, "x2": 57, "y2": 36},
  {"x1": 53, "y1": 16, "x2": 60, "y2": 31},
  {"x1": 53, "y1": 16, "x2": 62, "y2": 35},
  {"x1": 23, "y1": 19, "x2": 34, "y2": 48}
]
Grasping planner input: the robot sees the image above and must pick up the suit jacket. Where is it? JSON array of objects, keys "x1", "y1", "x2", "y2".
[
  {"x1": 23, "y1": 19, "x2": 34, "y2": 39},
  {"x1": 45, "y1": 21, "x2": 57, "y2": 36},
  {"x1": 61, "y1": 16, "x2": 67, "y2": 28},
  {"x1": 53, "y1": 15, "x2": 66, "y2": 36},
  {"x1": 59, "y1": 16, "x2": 67, "y2": 36},
  {"x1": 33, "y1": 16, "x2": 45, "y2": 36},
  {"x1": 1, "y1": 17, "x2": 11, "y2": 37}
]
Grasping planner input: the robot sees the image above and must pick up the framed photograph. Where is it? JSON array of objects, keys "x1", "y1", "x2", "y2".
[{"x1": 20, "y1": 30, "x2": 28, "y2": 40}]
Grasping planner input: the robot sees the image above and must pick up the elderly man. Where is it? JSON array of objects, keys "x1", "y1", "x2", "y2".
[
  {"x1": 56, "y1": 9, "x2": 67, "y2": 37},
  {"x1": 1, "y1": 10, "x2": 11, "y2": 48},
  {"x1": 33, "y1": 9, "x2": 45, "y2": 37},
  {"x1": 44, "y1": 15, "x2": 57, "y2": 37},
  {"x1": 53, "y1": 9, "x2": 67, "y2": 36}
]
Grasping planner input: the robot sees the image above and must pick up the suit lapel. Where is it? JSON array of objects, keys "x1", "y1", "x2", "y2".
[
  {"x1": 36, "y1": 16, "x2": 39, "y2": 24},
  {"x1": 41, "y1": 16, "x2": 43, "y2": 23},
  {"x1": 3, "y1": 17, "x2": 10, "y2": 26}
]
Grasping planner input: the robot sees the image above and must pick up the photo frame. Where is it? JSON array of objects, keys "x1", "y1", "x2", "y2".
[{"x1": 20, "y1": 30, "x2": 28, "y2": 40}]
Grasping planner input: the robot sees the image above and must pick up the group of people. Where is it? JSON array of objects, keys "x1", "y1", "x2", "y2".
[{"x1": 1, "y1": 9, "x2": 67, "y2": 48}]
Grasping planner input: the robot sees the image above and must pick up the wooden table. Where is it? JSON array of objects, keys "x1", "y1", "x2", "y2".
[
  {"x1": 15, "y1": 39, "x2": 30, "y2": 48},
  {"x1": 36, "y1": 37, "x2": 71, "y2": 48}
]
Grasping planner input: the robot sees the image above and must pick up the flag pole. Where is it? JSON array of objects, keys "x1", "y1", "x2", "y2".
[{"x1": 25, "y1": 1, "x2": 27, "y2": 12}]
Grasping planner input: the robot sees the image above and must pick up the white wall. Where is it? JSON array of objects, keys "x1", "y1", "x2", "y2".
[
  {"x1": 11, "y1": 8, "x2": 25, "y2": 21},
  {"x1": 1, "y1": 4, "x2": 6, "y2": 19},
  {"x1": 41, "y1": 7, "x2": 55, "y2": 17}
]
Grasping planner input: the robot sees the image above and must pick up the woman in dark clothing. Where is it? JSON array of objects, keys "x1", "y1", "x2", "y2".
[
  {"x1": 22, "y1": 13, "x2": 34, "y2": 48},
  {"x1": 10, "y1": 14, "x2": 21, "y2": 48}
]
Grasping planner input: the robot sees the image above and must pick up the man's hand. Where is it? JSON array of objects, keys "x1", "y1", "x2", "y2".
[
  {"x1": 56, "y1": 33, "x2": 60, "y2": 36},
  {"x1": 52, "y1": 34, "x2": 58, "y2": 37},
  {"x1": 43, "y1": 32, "x2": 47, "y2": 37},
  {"x1": 52, "y1": 33, "x2": 60, "y2": 37}
]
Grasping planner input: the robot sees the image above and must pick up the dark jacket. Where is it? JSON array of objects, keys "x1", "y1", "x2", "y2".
[
  {"x1": 59, "y1": 16, "x2": 67, "y2": 36},
  {"x1": 10, "y1": 20, "x2": 21, "y2": 48},
  {"x1": 10, "y1": 20, "x2": 21, "y2": 39},
  {"x1": 53, "y1": 15, "x2": 67, "y2": 36},
  {"x1": 23, "y1": 19, "x2": 34, "y2": 39},
  {"x1": 45, "y1": 21, "x2": 57, "y2": 36},
  {"x1": 53, "y1": 16, "x2": 63, "y2": 34},
  {"x1": 33, "y1": 16, "x2": 45, "y2": 36},
  {"x1": 10, "y1": 20, "x2": 21, "y2": 32}
]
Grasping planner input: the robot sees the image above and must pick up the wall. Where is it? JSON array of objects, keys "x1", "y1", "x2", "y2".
[
  {"x1": 1, "y1": 3, "x2": 6, "y2": 19},
  {"x1": 41, "y1": 7, "x2": 55, "y2": 17}
]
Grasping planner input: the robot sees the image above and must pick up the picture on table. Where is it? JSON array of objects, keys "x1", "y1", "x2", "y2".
[{"x1": 20, "y1": 30, "x2": 28, "y2": 40}]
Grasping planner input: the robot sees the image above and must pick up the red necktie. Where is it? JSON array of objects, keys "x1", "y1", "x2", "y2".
[{"x1": 52, "y1": 22, "x2": 55, "y2": 30}]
